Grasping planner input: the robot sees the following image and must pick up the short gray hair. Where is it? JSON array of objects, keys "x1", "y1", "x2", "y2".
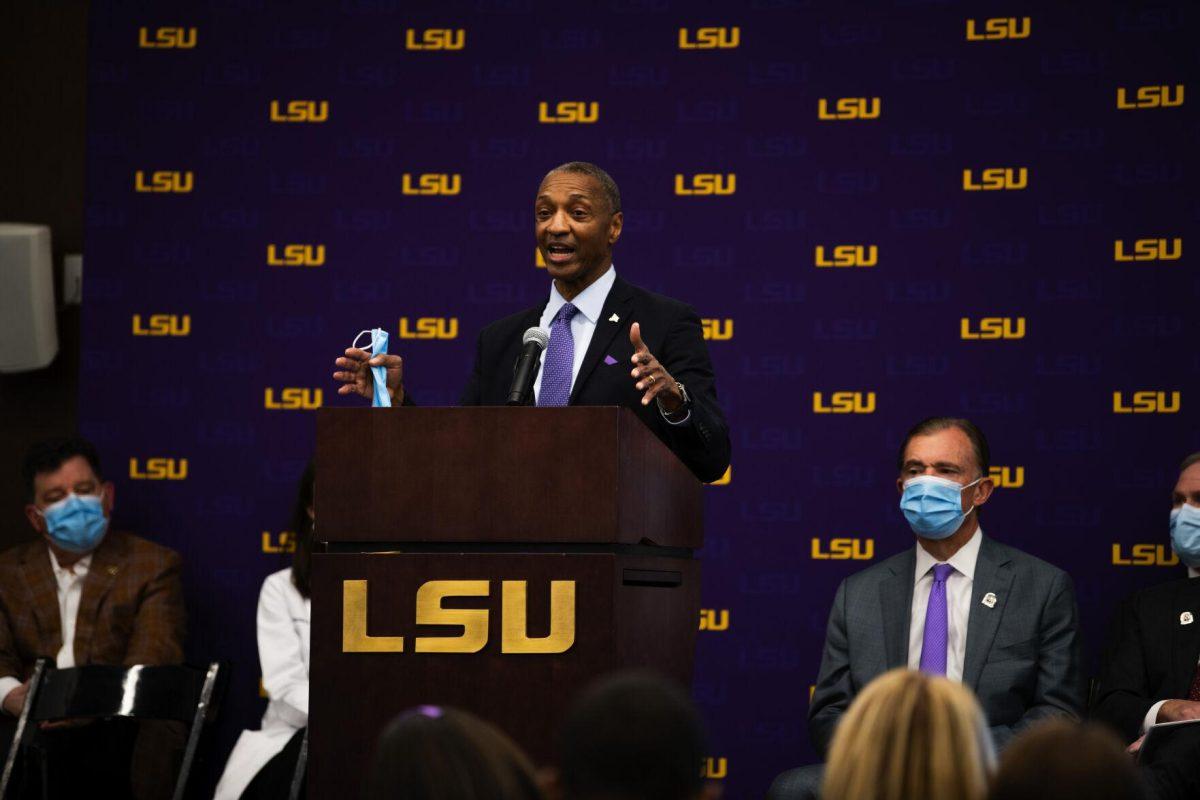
[
  {"x1": 544, "y1": 161, "x2": 621, "y2": 215},
  {"x1": 1182, "y1": 452, "x2": 1200, "y2": 472}
]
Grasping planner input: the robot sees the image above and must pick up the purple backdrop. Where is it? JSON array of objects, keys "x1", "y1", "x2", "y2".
[{"x1": 81, "y1": 2, "x2": 1197, "y2": 796}]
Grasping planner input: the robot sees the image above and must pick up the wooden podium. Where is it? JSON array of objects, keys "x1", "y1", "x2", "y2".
[{"x1": 309, "y1": 407, "x2": 703, "y2": 797}]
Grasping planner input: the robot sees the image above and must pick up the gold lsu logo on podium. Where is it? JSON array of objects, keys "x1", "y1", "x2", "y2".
[{"x1": 343, "y1": 579, "x2": 576, "y2": 654}]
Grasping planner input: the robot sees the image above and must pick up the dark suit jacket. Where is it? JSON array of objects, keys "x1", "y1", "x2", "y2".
[
  {"x1": 809, "y1": 534, "x2": 1083, "y2": 755},
  {"x1": 0, "y1": 531, "x2": 186, "y2": 681},
  {"x1": 452, "y1": 275, "x2": 731, "y2": 483},
  {"x1": 1094, "y1": 575, "x2": 1200, "y2": 741}
]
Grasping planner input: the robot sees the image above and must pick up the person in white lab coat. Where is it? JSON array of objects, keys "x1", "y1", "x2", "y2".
[{"x1": 215, "y1": 462, "x2": 314, "y2": 800}]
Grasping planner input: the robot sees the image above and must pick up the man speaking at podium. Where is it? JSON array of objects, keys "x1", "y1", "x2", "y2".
[{"x1": 333, "y1": 161, "x2": 730, "y2": 483}]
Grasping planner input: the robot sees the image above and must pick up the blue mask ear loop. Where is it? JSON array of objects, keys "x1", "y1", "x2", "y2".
[{"x1": 351, "y1": 328, "x2": 392, "y2": 408}]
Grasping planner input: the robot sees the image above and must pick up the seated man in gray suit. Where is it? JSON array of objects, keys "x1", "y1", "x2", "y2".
[{"x1": 769, "y1": 417, "x2": 1083, "y2": 800}]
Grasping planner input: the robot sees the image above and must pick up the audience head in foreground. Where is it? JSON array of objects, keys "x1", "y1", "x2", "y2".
[
  {"x1": 557, "y1": 671, "x2": 714, "y2": 800},
  {"x1": 990, "y1": 719, "x2": 1144, "y2": 800},
  {"x1": 822, "y1": 668, "x2": 995, "y2": 800},
  {"x1": 367, "y1": 705, "x2": 543, "y2": 800}
]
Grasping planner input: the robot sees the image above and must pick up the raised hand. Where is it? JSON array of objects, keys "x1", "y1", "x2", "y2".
[
  {"x1": 333, "y1": 348, "x2": 405, "y2": 405},
  {"x1": 629, "y1": 322, "x2": 682, "y2": 411}
]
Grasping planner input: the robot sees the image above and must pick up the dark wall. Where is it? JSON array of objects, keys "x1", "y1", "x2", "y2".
[{"x1": 0, "y1": 2, "x2": 87, "y2": 549}]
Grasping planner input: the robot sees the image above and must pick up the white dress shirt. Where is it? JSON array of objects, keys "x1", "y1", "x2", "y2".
[
  {"x1": 1140, "y1": 564, "x2": 1200, "y2": 734},
  {"x1": 907, "y1": 526, "x2": 983, "y2": 682},
  {"x1": 49, "y1": 549, "x2": 91, "y2": 668},
  {"x1": 532, "y1": 265, "x2": 617, "y2": 402},
  {"x1": 531, "y1": 265, "x2": 688, "y2": 424},
  {"x1": 0, "y1": 549, "x2": 92, "y2": 713}
]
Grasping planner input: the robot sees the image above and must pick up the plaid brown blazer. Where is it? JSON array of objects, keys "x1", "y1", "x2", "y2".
[{"x1": 0, "y1": 531, "x2": 186, "y2": 680}]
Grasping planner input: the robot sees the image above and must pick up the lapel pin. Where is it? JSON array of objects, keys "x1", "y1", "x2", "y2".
[
  {"x1": 982, "y1": 592, "x2": 997, "y2": 608},
  {"x1": 603, "y1": 355, "x2": 618, "y2": 366},
  {"x1": 608, "y1": 313, "x2": 620, "y2": 323},
  {"x1": 106, "y1": 566, "x2": 119, "y2": 577},
  {"x1": 1182, "y1": 611, "x2": 1194, "y2": 626}
]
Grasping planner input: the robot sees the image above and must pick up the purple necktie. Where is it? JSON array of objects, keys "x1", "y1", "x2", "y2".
[
  {"x1": 919, "y1": 563, "x2": 955, "y2": 675},
  {"x1": 537, "y1": 302, "x2": 578, "y2": 407}
]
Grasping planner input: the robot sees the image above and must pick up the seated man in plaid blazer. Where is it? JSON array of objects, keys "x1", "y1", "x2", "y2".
[{"x1": 0, "y1": 436, "x2": 186, "y2": 797}]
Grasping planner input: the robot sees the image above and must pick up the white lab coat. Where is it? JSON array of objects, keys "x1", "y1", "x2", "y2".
[{"x1": 214, "y1": 569, "x2": 310, "y2": 800}]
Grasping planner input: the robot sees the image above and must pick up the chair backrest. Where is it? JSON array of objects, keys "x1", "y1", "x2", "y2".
[
  {"x1": 29, "y1": 663, "x2": 216, "y2": 724},
  {"x1": 0, "y1": 660, "x2": 226, "y2": 800}
]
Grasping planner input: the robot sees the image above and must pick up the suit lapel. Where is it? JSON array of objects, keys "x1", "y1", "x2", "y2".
[
  {"x1": 21, "y1": 545, "x2": 62, "y2": 657},
  {"x1": 1168, "y1": 578, "x2": 1200, "y2": 697},
  {"x1": 74, "y1": 534, "x2": 124, "y2": 665},
  {"x1": 962, "y1": 535, "x2": 1014, "y2": 691},
  {"x1": 569, "y1": 277, "x2": 634, "y2": 405},
  {"x1": 880, "y1": 549, "x2": 916, "y2": 669}
]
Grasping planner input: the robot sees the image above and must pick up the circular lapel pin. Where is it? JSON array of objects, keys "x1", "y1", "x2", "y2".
[
  {"x1": 1181, "y1": 611, "x2": 1194, "y2": 626},
  {"x1": 982, "y1": 592, "x2": 998, "y2": 608}
]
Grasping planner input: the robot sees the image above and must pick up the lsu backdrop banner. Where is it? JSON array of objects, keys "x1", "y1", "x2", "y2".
[{"x1": 82, "y1": 2, "x2": 1195, "y2": 795}]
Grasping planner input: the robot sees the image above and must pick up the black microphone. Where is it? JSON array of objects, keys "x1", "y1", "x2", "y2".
[{"x1": 507, "y1": 327, "x2": 550, "y2": 406}]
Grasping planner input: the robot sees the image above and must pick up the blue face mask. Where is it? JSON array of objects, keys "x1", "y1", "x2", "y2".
[
  {"x1": 900, "y1": 475, "x2": 982, "y2": 540},
  {"x1": 352, "y1": 328, "x2": 392, "y2": 408},
  {"x1": 1170, "y1": 503, "x2": 1200, "y2": 568},
  {"x1": 38, "y1": 492, "x2": 110, "y2": 554}
]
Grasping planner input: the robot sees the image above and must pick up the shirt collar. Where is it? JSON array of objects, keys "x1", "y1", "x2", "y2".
[
  {"x1": 1189, "y1": 566, "x2": 1199, "y2": 579},
  {"x1": 914, "y1": 525, "x2": 983, "y2": 582},
  {"x1": 48, "y1": 547, "x2": 92, "y2": 578},
  {"x1": 544, "y1": 265, "x2": 616, "y2": 326}
]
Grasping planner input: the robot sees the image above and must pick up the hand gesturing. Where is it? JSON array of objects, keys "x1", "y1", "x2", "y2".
[{"x1": 629, "y1": 322, "x2": 682, "y2": 411}]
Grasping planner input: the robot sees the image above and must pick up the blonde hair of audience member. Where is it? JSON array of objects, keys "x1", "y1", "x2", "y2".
[
  {"x1": 990, "y1": 719, "x2": 1144, "y2": 800},
  {"x1": 822, "y1": 669, "x2": 995, "y2": 800}
]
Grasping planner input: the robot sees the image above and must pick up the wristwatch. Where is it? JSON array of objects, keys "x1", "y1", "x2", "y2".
[{"x1": 657, "y1": 381, "x2": 691, "y2": 417}]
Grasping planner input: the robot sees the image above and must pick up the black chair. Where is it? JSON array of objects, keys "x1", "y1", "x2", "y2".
[
  {"x1": 0, "y1": 658, "x2": 226, "y2": 800},
  {"x1": 288, "y1": 727, "x2": 309, "y2": 800}
]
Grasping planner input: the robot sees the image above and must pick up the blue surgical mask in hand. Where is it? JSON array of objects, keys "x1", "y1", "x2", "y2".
[
  {"x1": 900, "y1": 475, "x2": 983, "y2": 540},
  {"x1": 352, "y1": 328, "x2": 392, "y2": 408},
  {"x1": 1170, "y1": 503, "x2": 1200, "y2": 567},
  {"x1": 39, "y1": 492, "x2": 110, "y2": 554}
]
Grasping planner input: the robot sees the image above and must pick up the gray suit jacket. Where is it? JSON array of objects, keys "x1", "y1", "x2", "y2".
[{"x1": 808, "y1": 534, "x2": 1083, "y2": 756}]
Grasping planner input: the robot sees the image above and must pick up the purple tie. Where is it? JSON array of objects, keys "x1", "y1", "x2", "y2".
[
  {"x1": 919, "y1": 563, "x2": 955, "y2": 675},
  {"x1": 537, "y1": 303, "x2": 578, "y2": 407}
]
